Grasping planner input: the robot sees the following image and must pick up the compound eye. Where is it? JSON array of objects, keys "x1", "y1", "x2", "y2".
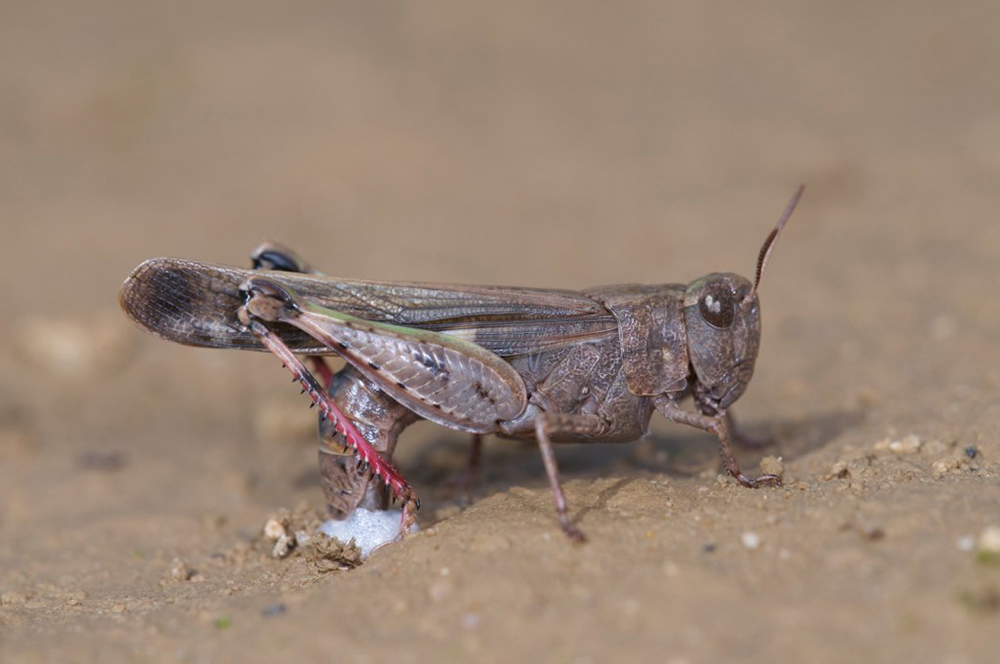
[
  {"x1": 698, "y1": 282, "x2": 736, "y2": 329},
  {"x1": 252, "y1": 249, "x2": 300, "y2": 272}
]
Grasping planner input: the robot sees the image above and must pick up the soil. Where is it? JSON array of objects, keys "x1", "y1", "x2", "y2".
[{"x1": 2, "y1": 2, "x2": 999, "y2": 662}]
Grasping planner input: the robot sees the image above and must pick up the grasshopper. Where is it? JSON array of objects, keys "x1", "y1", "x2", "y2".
[{"x1": 119, "y1": 187, "x2": 803, "y2": 542}]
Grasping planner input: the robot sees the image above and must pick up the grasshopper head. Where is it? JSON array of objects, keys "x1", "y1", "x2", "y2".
[
  {"x1": 683, "y1": 185, "x2": 803, "y2": 411},
  {"x1": 684, "y1": 273, "x2": 759, "y2": 409}
]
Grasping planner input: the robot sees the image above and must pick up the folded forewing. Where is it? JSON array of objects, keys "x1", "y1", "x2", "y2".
[{"x1": 120, "y1": 258, "x2": 617, "y2": 357}]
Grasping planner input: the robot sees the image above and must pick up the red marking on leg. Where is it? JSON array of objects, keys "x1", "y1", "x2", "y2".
[
  {"x1": 248, "y1": 321, "x2": 417, "y2": 508},
  {"x1": 310, "y1": 356, "x2": 335, "y2": 389}
]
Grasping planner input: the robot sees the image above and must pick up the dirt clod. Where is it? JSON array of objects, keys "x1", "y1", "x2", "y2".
[
  {"x1": 304, "y1": 534, "x2": 363, "y2": 572},
  {"x1": 825, "y1": 460, "x2": 849, "y2": 480},
  {"x1": 169, "y1": 558, "x2": 194, "y2": 582}
]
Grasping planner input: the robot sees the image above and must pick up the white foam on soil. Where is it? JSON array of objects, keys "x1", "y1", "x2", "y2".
[{"x1": 318, "y1": 508, "x2": 418, "y2": 558}]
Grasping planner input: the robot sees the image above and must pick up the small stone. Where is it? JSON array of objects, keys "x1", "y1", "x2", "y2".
[
  {"x1": 262, "y1": 603, "x2": 287, "y2": 618},
  {"x1": 965, "y1": 446, "x2": 978, "y2": 459},
  {"x1": 741, "y1": 532, "x2": 761, "y2": 550},
  {"x1": 170, "y1": 558, "x2": 194, "y2": 582},
  {"x1": 272, "y1": 533, "x2": 296, "y2": 559},
  {"x1": 888, "y1": 435, "x2": 921, "y2": 455},
  {"x1": 760, "y1": 456, "x2": 785, "y2": 477},
  {"x1": 825, "y1": 460, "x2": 849, "y2": 480},
  {"x1": 63, "y1": 592, "x2": 85, "y2": 607},
  {"x1": 931, "y1": 456, "x2": 961, "y2": 477},
  {"x1": 263, "y1": 518, "x2": 287, "y2": 541},
  {"x1": 978, "y1": 526, "x2": 1000, "y2": 555}
]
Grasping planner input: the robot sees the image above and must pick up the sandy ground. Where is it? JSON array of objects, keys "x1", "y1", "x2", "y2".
[{"x1": 2, "y1": 2, "x2": 1000, "y2": 662}]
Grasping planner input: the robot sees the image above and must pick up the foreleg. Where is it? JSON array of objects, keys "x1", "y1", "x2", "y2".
[{"x1": 655, "y1": 397, "x2": 781, "y2": 488}]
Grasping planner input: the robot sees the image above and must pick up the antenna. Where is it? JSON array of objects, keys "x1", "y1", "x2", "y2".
[{"x1": 747, "y1": 184, "x2": 804, "y2": 301}]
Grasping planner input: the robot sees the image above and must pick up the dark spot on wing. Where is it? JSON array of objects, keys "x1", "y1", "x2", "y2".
[
  {"x1": 411, "y1": 349, "x2": 451, "y2": 380},
  {"x1": 472, "y1": 382, "x2": 496, "y2": 405}
]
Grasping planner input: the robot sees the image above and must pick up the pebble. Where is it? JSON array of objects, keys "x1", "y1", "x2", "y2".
[
  {"x1": 170, "y1": 558, "x2": 194, "y2": 582},
  {"x1": 956, "y1": 536, "x2": 976, "y2": 552},
  {"x1": 741, "y1": 532, "x2": 761, "y2": 550},
  {"x1": 978, "y1": 526, "x2": 1000, "y2": 554},
  {"x1": 825, "y1": 460, "x2": 849, "y2": 480},
  {"x1": 931, "y1": 456, "x2": 961, "y2": 477},
  {"x1": 263, "y1": 518, "x2": 287, "y2": 541},
  {"x1": 874, "y1": 434, "x2": 922, "y2": 455},
  {"x1": 261, "y1": 603, "x2": 287, "y2": 618},
  {"x1": 272, "y1": 534, "x2": 296, "y2": 559}
]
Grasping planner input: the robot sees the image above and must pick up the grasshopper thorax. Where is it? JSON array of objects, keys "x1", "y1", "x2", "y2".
[{"x1": 683, "y1": 273, "x2": 760, "y2": 410}]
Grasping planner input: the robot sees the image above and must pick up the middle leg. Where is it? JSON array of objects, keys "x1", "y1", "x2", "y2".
[{"x1": 533, "y1": 412, "x2": 606, "y2": 543}]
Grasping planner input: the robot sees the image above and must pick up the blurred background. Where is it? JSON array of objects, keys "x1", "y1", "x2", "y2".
[{"x1": 2, "y1": 1, "x2": 999, "y2": 661}]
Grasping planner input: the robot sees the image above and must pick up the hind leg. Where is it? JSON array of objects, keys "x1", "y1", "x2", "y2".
[
  {"x1": 246, "y1": 245, "x2": 417, "y2": 520},
  {"x1": 318, "y1": 366, "x2": 419, "y2": 521}
]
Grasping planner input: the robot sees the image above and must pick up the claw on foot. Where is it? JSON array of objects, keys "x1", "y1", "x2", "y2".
[
  {"x1": 396, "y1": 496, "x2": 420, "y2": 540},
  {"x1": 734, "y1": 473, "x2": 783, "y2": 488},
  {"x1": 561, "y1": 523, "x2": 588, "y2": 544}
]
